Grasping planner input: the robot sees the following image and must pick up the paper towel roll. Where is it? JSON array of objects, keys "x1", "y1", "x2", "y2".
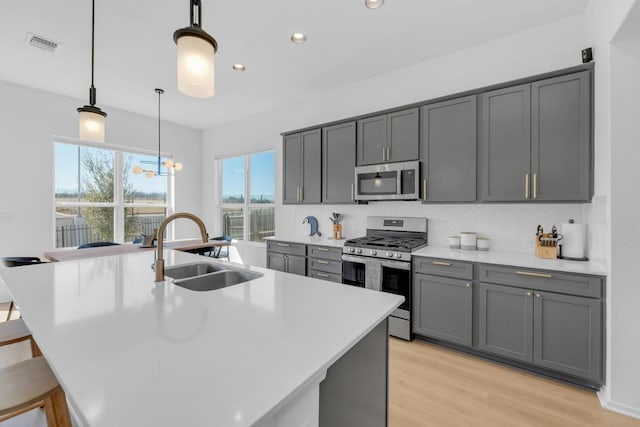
[{"x1": 562, "y1": 222, "x2": 586, "y2": 259}]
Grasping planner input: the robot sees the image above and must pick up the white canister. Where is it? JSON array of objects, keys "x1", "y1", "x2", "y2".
[
  {"x1": 449, "y1": 236, "x2": 460, "y2": 249},
  {"x1": 460, "y1": 232, "x2": 477, "y2": 250},
  {"x1": 477, "y1": 237, "x2": 490, "y2": 251}
]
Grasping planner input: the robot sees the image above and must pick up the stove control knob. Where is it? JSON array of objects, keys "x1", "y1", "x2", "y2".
[
  {"x1": 395, "y1": 253, "x2": 402, "y2": 259},
  {"x1": 356, "y1": 248, "x2": 362, "y2": 254},
  {"x1": 348, "y1": 247, "x2": 355, "y2": 253},
  {"x1": 371, "y1": 250, "x2": 377, "y2": 256},
  {"x1": 386, "y1": 252, "x2": 393, "y2": 258}
]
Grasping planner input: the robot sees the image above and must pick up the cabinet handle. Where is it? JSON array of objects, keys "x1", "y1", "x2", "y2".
[
  {"x1": 300, "y1": 186, "x2": 304, "y2": 201},
  {"x1": 516, "y1": 270, "x2": 552, "y2": 279},
  {"x1": 296, "y1": 187, "x2": 300, "y2": 202},
  {"x1": 535, "y1": 293, "x2": 541, "y2": 298},
  {"x1": 533, "y1": 173, "x2": 538, "y2": 199},
  {"x1": 317, "y1": 260, "x2": 330, "y2": 265},
  {"x1": 382, "y1": 147, "x2": 386, "y2": 161},
  {"x1": 465, "y1": 283, "x2": 471, "y2": 288},
  {"x1": 524, "y1": 174, "x2": 529, "y2": 199},
  {"x1": 277, "y1": 243, "x2": 291, "y2": 247},
  {"x1": 387, "y1": 147, "x2": 391, "y2": 161},
  {"x1": 432, "y1": 261, "x2": 451, "y2": 266},
  {"x1": 527, "y1": 291, "x2": 532, "y2": 296},
  {"x1": 351, "y1": 183, "x2": 355, "y2": 201},
  {"x1": 316, "y1": 248, "x2": 329, "y2": 252},
  {"x1": 317, "y1": 273, "x2": 329, "y2": 278},
  {"x1": 423, "y1": 179, "x2": 428, "y2": 201}
]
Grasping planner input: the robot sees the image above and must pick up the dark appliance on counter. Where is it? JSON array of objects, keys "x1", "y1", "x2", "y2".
[
  {"x1": 342, "y1": 216, "x2": 428, "y2": 340},
  {"x1": 354, "y1": 160, "x2": 420, "y2": 201}
]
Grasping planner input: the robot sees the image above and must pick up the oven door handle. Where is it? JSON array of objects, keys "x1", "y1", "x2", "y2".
[
  {"x1": 380, "y1": 260, "x2": 411, "y2": 270},
  {"x1": 341, "y1": 255, "x2": 368, "y2": 264}
]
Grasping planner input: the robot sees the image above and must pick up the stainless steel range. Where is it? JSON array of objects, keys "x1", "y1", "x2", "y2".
[{"x1": 342, "y1": 216, "x2": 428, "y2": 340}]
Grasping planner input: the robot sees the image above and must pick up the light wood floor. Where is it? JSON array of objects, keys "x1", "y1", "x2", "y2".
[
  {"x1": 389, "y1": 338, "x2": 640, "y2": 427},
  {"x1": 0, "y1": 306, "x2": 638, "y2": 427}
]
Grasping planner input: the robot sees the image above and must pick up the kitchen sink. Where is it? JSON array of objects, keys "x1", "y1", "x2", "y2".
[
  {"x1": 164, "y1": 262, "x2": 227, "y2": 280},
  {"x1": 172, "y1": 269, "x2": 263, "y2": 292}
]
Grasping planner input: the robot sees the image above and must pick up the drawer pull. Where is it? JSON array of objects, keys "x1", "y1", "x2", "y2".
[
  {"x1": 317, "y1": 273, "x2": 329, "y2": 278},
  {"x1": 465, "y1": 283, "x2": 471, "y2": 288},
  {"x1": 432, "y1": 261, "x2": 451, "y2": 266},
  {"x1": 316, "y1": 248, "x2": 329, "y2": 252},
  {"x1": 516, "y1": 271, "x2": 552, "y2": 279},
  {"x1": 277, "y1": 243, "x2": 291, "y2": 247},
  {"x1": 527, "y1": 291, "x2": 532, "y2": 296},
  {"x1": 535, "y1": 293, "x2": 541, "y2": 298},
  {"x1": 317, "y1": 260, "x2": 330, "y2": 265}
]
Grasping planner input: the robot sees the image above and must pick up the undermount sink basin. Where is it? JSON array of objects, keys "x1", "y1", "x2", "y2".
[
  {"x1": 164, "y1": 262, "x2": 227, "y2": 280},
  {"x1": 164, "y1": 262, "x2": 263, "y2": 291}
]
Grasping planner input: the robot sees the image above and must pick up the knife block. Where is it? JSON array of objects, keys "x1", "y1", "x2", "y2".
[{"x1": 535, "y1": 235, "x2": 558, "y2": 259}]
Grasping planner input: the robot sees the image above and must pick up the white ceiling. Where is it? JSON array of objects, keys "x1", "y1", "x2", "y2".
[{"x1": 0, "y1": 0, "x2": 588, "y2": 130}]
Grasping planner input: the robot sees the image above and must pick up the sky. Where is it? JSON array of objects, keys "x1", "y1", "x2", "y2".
[{"x1": 222, "y1": 151, "x2": 275, "y2": 201}]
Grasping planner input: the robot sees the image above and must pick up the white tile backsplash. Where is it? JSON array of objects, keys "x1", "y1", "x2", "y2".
[{"x1": 277, "y1": 202, "x2": 586, "y2": 255}]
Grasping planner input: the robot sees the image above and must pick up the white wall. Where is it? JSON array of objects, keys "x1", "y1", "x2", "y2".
[
  {"x1": 0, "y1": 81, "x2": 203, "y2": 301},
  {"x1": 201, "y1": 15, "x2": 587, "y2": 266}
]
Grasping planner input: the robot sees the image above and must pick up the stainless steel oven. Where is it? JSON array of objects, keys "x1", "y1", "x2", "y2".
[{"x1": 342, "y1": 255, "x2": 413, "y2": 340}]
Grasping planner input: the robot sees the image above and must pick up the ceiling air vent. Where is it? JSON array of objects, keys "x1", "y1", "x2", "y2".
[{"x1": 26, "y1": 33, "x2": 61, "y2": 53}]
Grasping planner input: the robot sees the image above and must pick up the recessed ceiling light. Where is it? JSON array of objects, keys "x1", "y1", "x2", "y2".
[
  {"x1": 290, "y1": 33, "x2": 307, "y2": 44},
  {"x1": 365, "y1": 0, "x2": 384, "y2": 9},
  {"x1": 232, "y1": 64, "x2": 246, "y2": 71}
]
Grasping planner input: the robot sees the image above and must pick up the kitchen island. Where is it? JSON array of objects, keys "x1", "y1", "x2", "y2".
[{"x1": 0, "y1": 250, "x2": 402, "y2": 427}]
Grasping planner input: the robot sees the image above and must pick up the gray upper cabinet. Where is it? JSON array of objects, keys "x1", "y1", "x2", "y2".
[
  {"x1": 357, "y1": 108, "x2": 419, "y2": 166},
  {"x1": 533, "y1": 291, "x2": 602, "y2": 382},
  {"x1": 481, "y1": 71, "x2": 592, "y2": 202},
  {"x1": 478, "y1": 282, "x2": 534, "y2": 363},
  {"x1": 531, "y1": 71, "x2": 591, "y2": 201},
  {"x1": 414, "y1": 273, "x2": 473, "y2": 346},
  {"x1": 481, "y1": 84, "x2": 532, "y2": 202},
  {"x1": 322, "y1": 122, "x2": 356, "y2": 204},
  {"x1": 420, "y1": 96, "x2": 477, "y2": 202},
  {"x1": 282, "y1": 130, "x2": 321, "y2": 204}
]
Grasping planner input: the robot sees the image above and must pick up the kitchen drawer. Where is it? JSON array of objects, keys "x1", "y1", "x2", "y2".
[
  {"x1": 479, "y1": 265, "x2": 603, "y2": 298},
  {"x1": 308, "y1": 269, "x2": 342, "y2": 284},
  {"x1": 308, "y1": 258, "x2": 343, "y2": 275},
  {"x1": 413, "y1": 257, "x2": 473, "y2": 280},
  {"x1": 308, "y1": 245, "x2": 343, "y2": 261},
  {"x1": 267, "y1": 240, "x2": 306, "y2": 257}
]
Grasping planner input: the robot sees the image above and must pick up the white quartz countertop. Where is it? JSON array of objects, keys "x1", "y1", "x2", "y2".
[
  {"x1": 412, "y1": 246, "x2": 607, "y2": 276},
  {"x1": 265, "y1": 236, "x2": 346, "y2": 247},
  {"x1": 0, "y1": 250, "x2": 402, "y2": 427}
]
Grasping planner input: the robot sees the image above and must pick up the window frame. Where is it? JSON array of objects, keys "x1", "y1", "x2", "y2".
[
  {"x1": 217, "y1": 148, "x2": 275, "y2": 246},
  {"x1": 53, "y1": 136, "x2": 175, "y2": 247}
]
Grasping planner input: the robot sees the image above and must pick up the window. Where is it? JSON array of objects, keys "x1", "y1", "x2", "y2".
[
  {"x1": 219, "y1": 150, "x2": 275, "y2": 243},
  {"x1": 54, "y1": 140, "x2": 173, "y2": 248}
]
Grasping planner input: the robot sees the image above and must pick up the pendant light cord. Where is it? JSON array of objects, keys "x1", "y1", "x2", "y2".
[
  {"x1": 191, "y1": 0, "x2": 202, "y2": 27},
  {"x1": 89, "y1": 0, "x2": 97, "y2": 105}
]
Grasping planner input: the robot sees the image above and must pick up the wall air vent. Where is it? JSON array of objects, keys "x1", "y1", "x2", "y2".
[{"x1": 26, "y1": 33, "x2": 61, "y2": 53}]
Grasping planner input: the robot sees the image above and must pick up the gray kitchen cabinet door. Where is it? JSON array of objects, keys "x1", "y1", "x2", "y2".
[
  {"x1": 267, "y1": 252, "x2": 286, "y2": 272},
  {"x1": 478, "y1": 283, "x2": 533, "y2": 363},
  {"x1": 387, "y1": 108, "x2": 419, "y2": 163},
  {"x1": 533, "y1": 291, "x2": 602, "y2": 382},
  {"x1": 420, "y1": 96, "x2": 477, "y2": 202},
  {"x1": 283, "y1": 133, "x2": 302, "y2": 204},
  {"x1": 323, "y1": 122, "x2": 356, "y2": 204},
  {"x1": 481, "y1": 84, "x2": 532, "y2": 202},
  {"x1": 357, "y1": 115, "x2": 387, "y2": 166},
  {"x1": 531, "y1": 71, "x2": 591, "y2": 202},
  {"x1": 286, "y1": 254, "x2": 307, "y2": 276},
  {"x1": 301, "y1": 129, "x2": 322, "y2": 204},
  {"x1": 414, "y1": 274, "x2": 473, "y2": 346}
]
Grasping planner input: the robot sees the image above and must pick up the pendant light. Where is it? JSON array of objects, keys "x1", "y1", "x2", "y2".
[
  {"x1": 132, "y1": 89, "x2": 183, "y2": 178},
  {"x1": 77, "y1": 0, "x2": 107, "y2": 142},
  {"x1": 173, "y1": 0, "x2": 218, "y2": 98}
]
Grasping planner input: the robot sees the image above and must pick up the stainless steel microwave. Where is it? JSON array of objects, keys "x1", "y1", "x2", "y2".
[{"x1": 354, "y1": 160, "x2": 420, "y2": 201}]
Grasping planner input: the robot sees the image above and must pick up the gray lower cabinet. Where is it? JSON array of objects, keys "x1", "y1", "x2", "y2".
[
  {"x1": 413, "y1": 273, "x2": 473, "y2": 346},
  {"x1": 322, "y1": 122, "x2": 356, "y2": 204},
  {"x1": 478, "y1": 283, "x2": 534, "y2": 363},
  {"x1": 357, "y1": 108, "x2": 419, "y2": 166},
  {"x1": 307, "y1": 245, "x2": 343, "y2": 283},
  {"x1": 481, "y1": 71, "x2": 592, "y2": 202},
  {"x1": 282, "y1": 129, "x2": 321, "y2": 204},
  {"x1": 420, "y1": 96, "x2": 477, "y2": 202},
  {"x1": 266, "y1": 240, "x2": 307, "y2": 276},
  {"x1": 267, "y1": 241, "x2": 343, "y2": 282},
  {"x1": 533, "y1": 291, "x2": 602, "y2": 382}
]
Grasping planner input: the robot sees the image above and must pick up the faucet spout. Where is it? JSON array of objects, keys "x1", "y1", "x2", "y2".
[{"x1": 155, "y1": 212, "x2": 208, "y2": 282}]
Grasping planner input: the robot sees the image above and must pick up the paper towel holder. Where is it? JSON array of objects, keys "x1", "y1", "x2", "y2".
[{"x1": 557, "y1": 219, "x2": 589, "y2": 261}]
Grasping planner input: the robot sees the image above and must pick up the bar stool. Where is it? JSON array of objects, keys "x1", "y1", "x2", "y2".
[
  {"x1": 0, "y1": 318, "x2": 41, "y2": 357},
  {"x1": 0, "y1": 357, "x2": 72, "y2": 426}
]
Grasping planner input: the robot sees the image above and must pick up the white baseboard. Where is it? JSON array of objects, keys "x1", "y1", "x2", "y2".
[{"x1": 599, "y1": 396, "x2": 640, "y2": 420}]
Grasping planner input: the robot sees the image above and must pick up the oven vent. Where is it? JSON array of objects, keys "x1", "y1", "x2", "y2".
[{"x1": 26, "y1": 33, "x2": 61, "y2": 53}]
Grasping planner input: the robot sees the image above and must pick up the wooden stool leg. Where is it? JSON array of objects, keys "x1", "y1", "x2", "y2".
[
  {"x1": 30, "y1": 338, "x2": 42, "y2": 357},
  {"x1": 43, "y1": 387, "x2": 72, "y2": 427}
]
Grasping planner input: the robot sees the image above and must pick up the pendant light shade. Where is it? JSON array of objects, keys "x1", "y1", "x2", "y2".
[
  {"x1": 174, "y1": 0, "x2": 218, "y2": 98},
  {"x1": 77, "y1": 0, "x2": 107, "y2": 142}
]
